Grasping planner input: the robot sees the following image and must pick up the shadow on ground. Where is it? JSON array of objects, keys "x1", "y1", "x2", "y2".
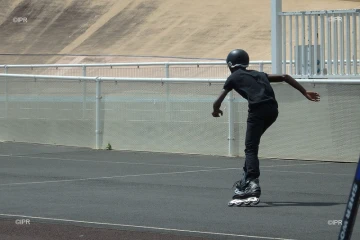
[{"x1": 254, "y1": 201, "x2": 345, "y2": 208}]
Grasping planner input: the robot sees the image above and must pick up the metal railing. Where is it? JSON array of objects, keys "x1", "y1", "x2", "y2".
[
  {"x1": 0, "y1": 73, "x2": 359, "y2": 161},
  {"x1": 1, "y1": 59, "x2": 359, "y2": 78},
  {"x1": 278, "y1": 8, "x2": 360, "y2": 76},
  {"x1": 0, "y1": 61, "x2": 266, "y2": 78}
]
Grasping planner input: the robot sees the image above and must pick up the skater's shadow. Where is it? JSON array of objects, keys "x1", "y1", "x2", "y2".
[{"x1": 256, "y1": 201, "x2": 345, "y2": 207}]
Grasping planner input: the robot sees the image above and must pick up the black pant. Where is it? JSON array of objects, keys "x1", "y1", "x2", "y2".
[{"x1": 243, "y1": 103, "x2": 278, "y2": 180}]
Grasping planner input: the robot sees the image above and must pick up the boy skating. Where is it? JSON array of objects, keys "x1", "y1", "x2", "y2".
[{"x1": 212, "y1": 49, "x2": 320, "y2": 206}]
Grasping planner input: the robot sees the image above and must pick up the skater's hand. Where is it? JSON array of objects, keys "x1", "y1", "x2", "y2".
[
  {"x1": 303, "y1": 91, "x2": 320, "y2": 102},
  {"x1": 212, "y1": 109, "x2": 223, "y2": 117}
]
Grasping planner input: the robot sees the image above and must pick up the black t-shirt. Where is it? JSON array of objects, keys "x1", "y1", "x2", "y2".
[{"x1": 223, "y1": 68, "x2": 278, "y2": 110}]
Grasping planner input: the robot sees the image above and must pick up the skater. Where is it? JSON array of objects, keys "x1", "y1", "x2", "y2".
[{"x1": 212, "y1": 49, "x2": 320, "y2": 206}]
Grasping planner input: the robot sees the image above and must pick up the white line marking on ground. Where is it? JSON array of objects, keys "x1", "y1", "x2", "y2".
[
  {"x1": 0, "y1": 168, "x2": 238, "y2": 186},
  {"x1": 262, "y1": 162, "x2": 331, "y2": 168},
  {"x1": 262, "y1": 169, "x2": 353, "y2": 176},
  {"x1": 0, "y1": 154, "x2": 332, "y2": 169},
  {"x1": 0, "y1": 161, "x2": 334, "y2": 186},
  {"x1": 0, "y1": 154, "x2": 220, "y2": 169},
  {"x1": 0, "y1": 214, "x2": 297, "y2": 240}
]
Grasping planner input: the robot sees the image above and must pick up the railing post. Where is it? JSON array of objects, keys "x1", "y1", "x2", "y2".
[
  {"x1": 165, "y1": 63, "x2": 170, "y2": 121},
  {"x1": 327, "y1": 12, "x2": 332, "y2": 75},
  {"x1": 4, "y1": 66, "x2": 8, "y2": 118},
  {"x1": 82, "y1": 65, "x2": 87, "y2": 119},
  {"x1": 271, "y1": 0, "x2": 282, "y2": 74},
  {"x1": 333, "y1": 13, "x2": 338, "y2": 75},
  {"x1": 295, "y1": 15, "x2": 299, "y2": 75},
  {"x1": 340, "y1": 13, "x2": 345, "y2": 75},
  {"x1": 95, "y1": 78, "x2": 102, "y2": 149},
  {"x1": 308, "y1": 14, "x2": 312, "y2": 76},
  {"x1": 289, "y1": 15, "x2": 293, "y2": 75},
  {"x1": 259, "y1": 61, "x2": 264, "y2": 72},
  {"x1": 228, "y1": 91, "x2": 235, "y2": 156},
  {"x1": 346, "y1": 13, "x2": 351, "y2": 75},
  {"x1": 352, "y1": 12, "x2": 357, "y2": 75},
  {"x1": 165, "y1": 63, "x2": 170, "y2": 78},
  {"x1": 320, "y1": 14, "x2": 325, "y2": 75},
  {"x1": 301, "y1": 12, "x2": 306, "y2": 76},
  {"x1": 282, "y1": 15, "x2": 286, "y2": 74}
]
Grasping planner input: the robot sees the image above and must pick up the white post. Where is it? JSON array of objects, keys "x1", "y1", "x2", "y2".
[
  {"x1": 95, "y1": 78, "x2": 102, "y2": 149},
  {"x1": 271, "y1": 0, "x2": 282, "y2": 74},
  {"x1": 314, "y1": 14, "x2": 318, "y2": 75},
  {"x1": 259, "y1": 62, "x2": 264, "y2": 72},
  {"x1": 340, "y1": 13, "x2": 345, "y2": 75},
  {"x1": 282, "y1": 15, "x2": 286, "y2": 74},
  {"x1": 301, "y1": 13, "x2": 306, "y2": 75},
  {"x1": 352, "y1": 13, "x2": 357, "y2": 75},
  {"x1": 327, "y1": 13, "x2": 332, "y2": 75},
  {"x1": 320, "y1": 15, "x2": 325, "y2": 75},
  {"x1": 289, "y1": 16, "x2": 293, "y2": 75},
  {"x1": 165, "y1": 63, "x2": 170, "y2": 121},
  {"x1": 295, "y1": 15, "x2": 299, "y2": 74},
  {"x1": 5, "y1": 66, "x2": 8, "y2": 118},
  {"x1": 82, "y1": 65, "x2": 87, "y2": 119},
  {"x1": 333, "y1": 14, "x2": 338, "y2": 75},
  {"x1": 307, "y1": 14, "x2": 312, "y2": 75},
  {"x1": 346, "y1": 13, "x2": 351, "y2": 75},
  {"x1": 165, "y1": 63, "x2": 170, "y2": 78},
  {"x1": 228, "y1": 90, "x2": 235, "y2": 156}
]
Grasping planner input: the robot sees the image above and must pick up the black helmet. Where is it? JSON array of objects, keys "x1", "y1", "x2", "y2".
[{"x1": 226, "y1": 49, "x2": 249, "y2": 69}]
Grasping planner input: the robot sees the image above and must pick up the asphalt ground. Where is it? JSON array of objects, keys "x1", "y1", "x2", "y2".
[{"x1": 0, "y1": 142, "x2": 359, "y2": 240}]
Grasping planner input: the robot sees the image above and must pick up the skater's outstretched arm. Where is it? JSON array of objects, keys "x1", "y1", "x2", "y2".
[
  {"x1": 267, "y1": 74, "x2": 320, "y2": 102},
  {"x1": 212, "y1": 89, "x2": 231, "y2": 117}
]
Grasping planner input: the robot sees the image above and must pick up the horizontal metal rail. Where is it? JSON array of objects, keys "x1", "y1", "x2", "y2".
[
  {"x1": 279, "y1": 9, "x2": 360, "y2": 16},
  {"x1": 0, "y1": 60, "x2": 358, "y2": 69},
  {"x1": 0, "y1": 73, "x2": 359, "y2": 84},
  {"x1": 0, "y1": 61, "x2": 265, "y2": 68}
]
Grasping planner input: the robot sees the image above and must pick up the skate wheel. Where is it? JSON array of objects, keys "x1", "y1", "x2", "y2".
[
  {"x1": 244, "y1": 200, "x2": 251, "y2": 206},
  {"x1": 228, "y1": 199, "x2": 236, "y2": 207},
  {"x1": 250, "y1": 198, "x2": 260, "y2": 206},
  {"x1": 228, "y1": 199, "x2": 243, "y2": 207}
]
